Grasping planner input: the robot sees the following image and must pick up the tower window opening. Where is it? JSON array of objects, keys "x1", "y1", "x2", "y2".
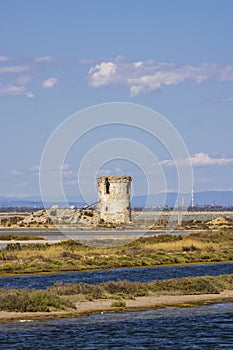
[{"x1": 105, "y1": 177, "x2": 110, "y2": 194}]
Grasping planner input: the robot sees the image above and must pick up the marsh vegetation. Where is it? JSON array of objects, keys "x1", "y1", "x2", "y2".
[
  {"x1": 0, "y1": 274, "x2": 232, "y2": 312},
  {"x1": 0, "y1": 229, "x2": 232, "y2": 275}
]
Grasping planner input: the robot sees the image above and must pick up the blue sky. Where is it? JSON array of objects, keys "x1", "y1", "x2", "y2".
[{"x1": 0, "y1": 0, "x2": 233, "y2": 202}]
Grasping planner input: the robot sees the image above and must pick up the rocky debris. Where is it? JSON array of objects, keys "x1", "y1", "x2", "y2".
[
  {"x1": 0, "y1": 215, "x2": 25, "y2": 227},
  {"x1": 18, "y1": 209, "x2": 52, "y2": 227},
  {"x1": 15, "y1": 208, "x2": 100, "y2": 228},
  {"x1": 206, "y1": 216, "x2": 233, "y2": 229}
]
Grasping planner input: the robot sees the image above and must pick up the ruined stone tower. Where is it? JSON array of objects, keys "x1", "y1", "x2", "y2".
[{"x1": 97, "y1": 176, "x2": 132, "y2": 223}]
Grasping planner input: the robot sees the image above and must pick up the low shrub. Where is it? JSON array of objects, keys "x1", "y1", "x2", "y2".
[
  {"x1": 0, "y1": 288, "x2": 74, "y2": 312},
  {"x1": 5, "y1": 243, "x2": 21, "y2": 251},
  {"x1": 0, "y1": 234, "x2": 43, "y2": 241},
  {"x1": 111, "y1": 300, "x2": 126, "y2": 307}
]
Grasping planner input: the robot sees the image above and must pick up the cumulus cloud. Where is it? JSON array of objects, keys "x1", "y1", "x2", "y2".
[
  {"x1": 34, "y1": 56, "x2": 56, "y2": 63},
  {"x1": 88, "y1": 58, "x2": 233, "y2": 96},
  {"x1": 88, "y1": 62, "x2": 117, "y2": 87},
  {"x1": 191, "y1": 153, "x2": 233, "y2": 166},
  {"x1": 42, "y1": 77, "x2": 59, "y2": 88},
  {"x1": 161, "y1": 153, "x2": 233, "y2": 167}
]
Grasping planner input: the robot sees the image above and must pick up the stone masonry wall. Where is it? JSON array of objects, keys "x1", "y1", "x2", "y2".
[{"x1": 97, "y1": 176, "x2": 132, "y2": 224}]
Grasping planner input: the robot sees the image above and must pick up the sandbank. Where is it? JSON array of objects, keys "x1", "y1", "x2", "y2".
[{"x1": 0, "y1": 290, "x2": 233, "y2": 323}]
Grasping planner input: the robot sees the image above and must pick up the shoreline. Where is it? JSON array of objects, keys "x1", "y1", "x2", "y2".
[
  {"x1": 0, "y1": 227, "x2": 194, "y2": 232},
  {"x1": 0, "y1": 290, "x2": 233, "y2": 323},
  {"x1": 0, "y1": 260, "x2": 232, "y2": 278}
]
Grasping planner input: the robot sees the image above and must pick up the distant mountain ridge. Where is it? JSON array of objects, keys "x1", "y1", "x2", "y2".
[
  {"x1": 0, "y1": 191, "x2": 232, "y2": 208},
  {"x1": 131, "y1": 191, "x2": 233, "y2": 207}
]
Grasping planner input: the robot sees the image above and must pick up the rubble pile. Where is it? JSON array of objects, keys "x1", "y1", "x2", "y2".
[
  {"x1": 206, "y1": 216, "x2": 233, "y2": 229},
  {"x1": 3, "y1": 208, "x2": 100, "y2": 228},
  {"x1": 0, "y1": 215, "x2": 25, "y2": 227}
]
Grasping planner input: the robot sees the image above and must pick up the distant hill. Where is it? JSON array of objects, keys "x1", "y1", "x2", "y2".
[
  {"x1": 0, "y1": 198, "x2": 86, "y2": 209},
  {"x1": 0, "y1": 198, "x2": 44, "y2": 208},
  {"x1": 0, "y1": 191, "x2": 232, "y2": 208},
  {"x1": 132, "y1": 191, "x2": 233, "y2": 208},
  {"x1": 192, "y1": 191, "x2": 233, "y2": 207}
]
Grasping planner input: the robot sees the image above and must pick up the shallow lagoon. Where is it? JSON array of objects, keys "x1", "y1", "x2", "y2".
[
  {"x1": 0, "y1": 303, "x2": 232, "y2": 349},
  {"x1": 0, "y1": 262, "x2": 232, "y2": 290}
]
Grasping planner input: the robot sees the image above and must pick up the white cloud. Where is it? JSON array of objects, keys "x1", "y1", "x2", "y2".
[
  {"x1": 97, "y1": 169, "x2": 112, "y2": 176},
  {"x1": 217, "y1": 65, "x2": 233, "y2": 81},
  {"x1": 0, "y1": 85, "x2": 23, "y2": 96},
  {"x1": 64, "y1": 180, "x2": 78, "y2": 185},
  {"x1": 0, "y1": 65, "x2": 30, "y2": 74},
  {"x1": 88, "y1": 62, "x2": 117, "y2": 87},
  {"x1": 219, "y1": 97, "x2": 233, "y2": 102},
  {"x1": 60, "y1": 163, "x2": 70, "y2": 170},
  {"x1": 35, "y1": 56, "x2": 56, "y2": 63},
  {"x1": 42, "y1": 77, "x2": 59, "y2": 88},
  {"x1": 191, "y1": 153, "x2": 233, "y2": 166},
  {"x1": 8, "y1": 170, "x2": 23, "y2": 176},
  {"x1": 28, "y1": 165, "x2": 40, "y2": 173},
  {"x1": 59, "y1": 163, "x2": 77, "y2": 178},
  {"x1": 17, "y1": 75, "x2": 31, "y2": 84},
  {"x1": 35, "y1": 163, "x2": 77, "y2": 178},
  {"x1": 0, "y1": 85, "x2": 26, "y2": 96},
  {"x1": 133, "y1": 61, "x2": 144, "y2": 68},
  {"x1": 0, "y1": 56, "x2": 11, "y2": 62},
  {"x1": 25, "y1": 91, "x2": 35, "y2": 99},
  {"x1": 88, "y1": 58, "x2": 233, "y2": 96},
  {"x1": 0, "y1": 84, "x2": 34, "y2": 98},
  {"x1": 63, "y1": 170, "x2": 76, "y2": 178},
  {"x1": 2, "y1": 192, "x2": 33, "y2": 199},
  {"x1": 161, "y1": 153, "x2": 233, "y2": 167}
]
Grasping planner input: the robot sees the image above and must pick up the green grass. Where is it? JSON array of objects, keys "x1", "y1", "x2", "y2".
[
  {"x1": 111, "y1": 300, "x2": 126, "y2": 307},
  {"x1": 48, "y1": 274, "x2": 233, "y2": 300},
  {"x1": 0, "y1": 274, "x2": 232, "y2": 312},
  {"x1": 0, "y1": 288, "x2": 74, "y2": 312},
  {"x1": 0, "y1": 229, "x2": 232, "y2": 275}
]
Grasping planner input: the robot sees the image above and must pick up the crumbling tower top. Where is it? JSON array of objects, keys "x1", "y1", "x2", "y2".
[{"x1": 97, "y1": 176, "x2": 132, "y2": 224}]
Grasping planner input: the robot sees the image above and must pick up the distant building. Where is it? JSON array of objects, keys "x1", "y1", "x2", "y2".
[{"x1": 97, "y1": 176, "x2": 132, "y2": 223}]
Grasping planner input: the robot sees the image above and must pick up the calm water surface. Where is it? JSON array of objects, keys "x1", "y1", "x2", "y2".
[
  {"x1": 0, "y1": 262, "x2": 232, "y2": 290},
  {"x1": 0, "y1": 303, "x2": 232, "y2": 349}
]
